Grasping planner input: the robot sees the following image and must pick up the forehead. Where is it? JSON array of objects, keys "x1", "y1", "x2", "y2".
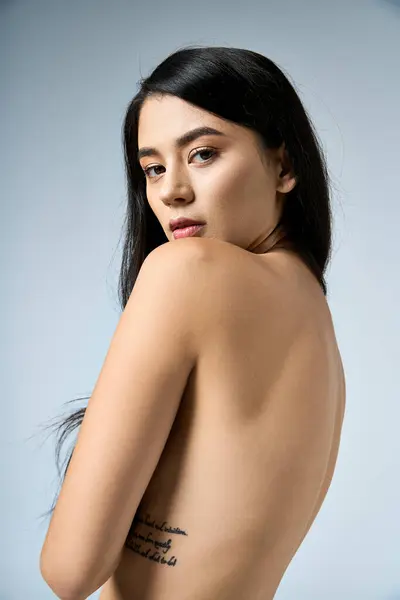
[{"x1": 138, "y1": 94, "x2": 246, "y2": 145}]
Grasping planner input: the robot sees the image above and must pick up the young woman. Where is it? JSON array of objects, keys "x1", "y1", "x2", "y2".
[{"x1": 39, "y1": 45, "x2": 346, "y2": 600}]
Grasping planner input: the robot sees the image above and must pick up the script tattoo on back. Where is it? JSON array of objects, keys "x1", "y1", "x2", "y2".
[{"x1": 125, "y1": 512, "x2": 189, "y2": 567}]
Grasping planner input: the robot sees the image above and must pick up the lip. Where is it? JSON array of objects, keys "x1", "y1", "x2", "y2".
[
  {"x1": 172, "y1": 224, "x2": 205, "y2": 239},
  {"x1": 169, "y1": 217, "x2": 206, "y2": 232}
]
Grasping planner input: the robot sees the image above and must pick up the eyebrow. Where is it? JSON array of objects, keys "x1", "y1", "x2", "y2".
[{"x1": 137, "y1": 126, "x2": 226, "y2": 161}]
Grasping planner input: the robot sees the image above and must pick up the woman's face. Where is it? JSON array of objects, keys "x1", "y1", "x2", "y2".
[{"x1": 137, "y1": 94, "x2": 296, "y2": 254}]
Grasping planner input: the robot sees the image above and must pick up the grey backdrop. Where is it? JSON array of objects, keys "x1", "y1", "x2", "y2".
[{"x1": 2, "y1": 0, "x2": 399, "y2": 598}]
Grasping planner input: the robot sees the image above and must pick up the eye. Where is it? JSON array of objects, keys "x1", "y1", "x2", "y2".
[
  {"x1": 191, "y1": 147, "x2": 216, "y2": 163},
  {"x1": 142, "y1": 147, "x2": 217, "y2": 179},
  {"x1": 143, "y1": 164, "x2": 164, "y2": 179}
]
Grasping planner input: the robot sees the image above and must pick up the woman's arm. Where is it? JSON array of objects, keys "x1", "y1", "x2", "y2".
[{"x1": 40, "y1": 239, "x2": 205, "y2": 600}]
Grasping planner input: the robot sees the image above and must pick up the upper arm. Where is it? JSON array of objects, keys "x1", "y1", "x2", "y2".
[{"x1": 40, "y1": 238, "x2": 206, "y2": 600}]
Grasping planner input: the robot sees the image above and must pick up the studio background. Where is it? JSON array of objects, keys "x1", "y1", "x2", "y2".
[{"x1": 2, "y1": 0, "x2": 399, "y2": 598}]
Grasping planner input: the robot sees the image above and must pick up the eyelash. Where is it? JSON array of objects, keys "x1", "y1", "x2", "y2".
[{"x1": 142, "y1": 147, "x2": 217, "y2": 179}]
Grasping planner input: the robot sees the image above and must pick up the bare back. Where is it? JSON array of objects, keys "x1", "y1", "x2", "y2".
[{"x1": 100, "y1": 243, "x2": 346, "y2": 600}]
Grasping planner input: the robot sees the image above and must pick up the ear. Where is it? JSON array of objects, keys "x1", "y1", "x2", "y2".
[{"x1": 275, "y1": 143, "x2": 297, "y2": 194}]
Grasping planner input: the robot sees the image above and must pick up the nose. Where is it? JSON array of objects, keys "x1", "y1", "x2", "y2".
[{"x1": 159, "y1": 165, "x2": 194, "y2": 207}]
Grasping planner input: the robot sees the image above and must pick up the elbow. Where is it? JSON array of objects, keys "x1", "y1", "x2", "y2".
[
  {"x1": 40, "y1": 545, "x2": 116, "y2": 600},
  {"x1": 40, "y1": 550, "x2": 87, "y2": 600},
  {"x1": 40, "y1": 572, "x2": 86, "y2": 600}
]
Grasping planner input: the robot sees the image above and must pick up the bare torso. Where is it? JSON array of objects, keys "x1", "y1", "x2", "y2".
[{"x1": 99, "y1": 242, "x2": 346, "y2": 600}]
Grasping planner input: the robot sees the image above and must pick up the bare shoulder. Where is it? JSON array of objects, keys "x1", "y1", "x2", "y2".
[
  {"x1": 154, "y1": 237, "x2": 249, "y2": 260},
  {"x1": 142, "y1": 238, "x2": 241, "y2": 284},
  {"x1": 143, "y1": 238, "x2": 206, "y2": 271},
  {"x1": 163, "y1": 237, "x2": 266, "y2": 278},
  {"x1": 139, "y1": 238, "x2": 246, "y2": 347},
  {"x1": 146, "y1": 238, "x2": 285, "y2": 330},
  {"x1": 147, "y1": 238, "x2": 253, "y2": 289}
]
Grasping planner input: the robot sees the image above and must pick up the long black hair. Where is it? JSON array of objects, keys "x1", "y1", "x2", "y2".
[{"x1": 39, "y1": 44, "x2": 333, "y2": 520}]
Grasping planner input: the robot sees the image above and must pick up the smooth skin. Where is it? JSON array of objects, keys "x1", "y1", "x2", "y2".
[
  {"x1": 137, "y1": 94, "x2": 296, "y2": 253},
  {"x1": 40, "y1": 95, "x2": 346, "y2": 600}
]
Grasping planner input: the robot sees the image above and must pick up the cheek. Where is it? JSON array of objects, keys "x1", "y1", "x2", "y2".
[
  {"x1": 209, "y1": 158, "x2": 263, "y2": 202},
  {"x1": 146, "y1": 193, "x2": 158, "y2": 216}
]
